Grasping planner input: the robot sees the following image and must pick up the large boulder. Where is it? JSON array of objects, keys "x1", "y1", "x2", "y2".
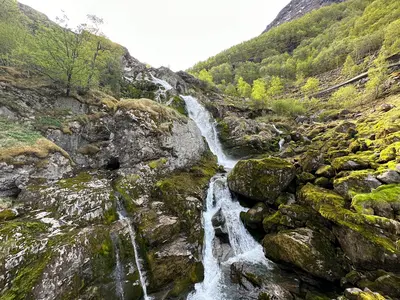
[
  {"x1": 333, "y1": 170, "x2": 382, "y2": 199},
  {"x1": 227, "y1": 157, "x2": 295, "y2": 203},
  {"x1": 263, "y1": 228, "x2": 346, "y2": 281}
]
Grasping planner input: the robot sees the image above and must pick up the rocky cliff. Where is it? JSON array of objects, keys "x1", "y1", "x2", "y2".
[{"x1": 263, "y1": 0, "x2": 346, "y2": 33}]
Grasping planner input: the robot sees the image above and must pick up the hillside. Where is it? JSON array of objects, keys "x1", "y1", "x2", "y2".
[
  {"x1": 262, "y1": 0, "x2": 346, "y2": 33},
  {"x1": 188, "y1": 0, "x2": 400, "y2": 106}
]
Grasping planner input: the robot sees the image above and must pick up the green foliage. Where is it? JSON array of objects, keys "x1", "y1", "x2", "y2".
[
  {"x1": 198, "y1": 69, "x2": 213, "y2": 85},
  {"x1": 237, "y1": 77, "x2": 252, "y2": 98},
  {"x1": 209, "y1": 63, "x2": 233, "y2": 84},
  {"x1": 188, "y1": 0, "x2": 400, "y2": 93},
  {"x1": 267, "y1": 76, "x2": 284, "y2": 97},
  {"x1": 301, "y1": 78, "x2": 320, "y2": 96},
  {"x1": 251, "y1": 78, "x2": 267, "y2": 101},
  {"x1": 366, "y1": 52, "x2": 389, "y2": 99},
  {"x1": 271, "y1": 99, "x2": 306, "y2": 117},
  {"x1": 0, "y1": 7, "x2": 124, "y2": 96},
  {"x1": 330, "y1": 85, "x2": 360, "y2": 108},
  {"x1": 342, "y1": 55, "x2": 359, "y2": 78},
  {"x1": 384, "y1": 19, "x2": 400, "y2": 56}
]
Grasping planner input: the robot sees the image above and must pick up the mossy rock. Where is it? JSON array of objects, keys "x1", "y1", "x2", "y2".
[
  {"x1": 331, "y1": 154, "x2": 373, "y2": 172},
  {"x1": 379, "y1": 142, "x2": 400, "y2": 162},
  {"x1": 315, "y1": 177, "x2": 332, "y2": 188},
  {"x1": 263, "y1": 228, "x2": 346, "y2": 281},
  {"x1": 344, "y1": 288, "x2": 386, "y2": 300},
  {"x1": 334, "y1": 170, "x2": 382, "y2": 199},
  {"x1": 240, "y1": 202, "x2": 270, "y2": 230},
  {"x1": 168, "y1": 96, "x2": 188, "y2": 116},
  {"x1": 227, "y1": 157, "x2": 295, "y2": 203},
  {"x1": 0, "y1": 208, "x2": 17, "y2": 221},
  {"x1": 315, "y1": 165, "x2": 335, "y2": 178},
  {"x1": 351, "y1": 184, "x2": 400, "y2": 219},
  {"x1": 298, "y1": 184, "x2": 346, "y2": 211},
  {"x1": 296, "y1": 172, "x2": 316, "y2": 184}
]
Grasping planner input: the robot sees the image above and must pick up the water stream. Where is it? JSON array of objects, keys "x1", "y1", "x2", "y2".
[
  {"x1": 111, "y1": 234, "x2": 125, "y2": 300},
  {"x1": 182, "y1": 95, "x2": 270, "y2": 300},
  {"x1": 117, "y1": 208, "x2": 151, "y2": 300}
]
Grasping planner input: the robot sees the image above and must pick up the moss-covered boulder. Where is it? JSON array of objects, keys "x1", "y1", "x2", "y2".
[
  {"x1": 331, "y1": 155, "x2": 372, "y2": 171},
  {"x1": 344, "y1": 288, "x2": 386, "y2": 300},
  {"x1": 333, "y1": 170, "x2": 382, "y2": 199},
  {"x1": 227, "y1": 157, "x2": 295, "y2": 203},
  {"x1": 298, "y1": 184, "x2": 346, "y2": 211},
  {"x1": 351, "y1": 184, "x2": 400, "y2": 219},
  {"x1": 315, "y1": 165, "x2": 335, "y2": 178},
  {"x1": 263, "y1": 228, "x2": 346, "y2": 281},
  {"x1": 240, "y1": 202, "x2": 270, "y2": 230}
]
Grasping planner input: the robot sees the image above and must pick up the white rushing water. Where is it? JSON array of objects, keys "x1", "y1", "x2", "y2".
[
  {"x1": 117, "y1": 211, "x2": 151, "y2": 300},
  {"x1": 184, "y1": 95, "x2": 269, "y2": 300},
  {"x1": 111, "y1": 234, "x2": 125, "y2": 300},
  {"x1": 151, "y1": 74, "x2": 173, "y2": 91},
  {"x1": 181, "y1": 95, "x2": 236, "y2": 169}
]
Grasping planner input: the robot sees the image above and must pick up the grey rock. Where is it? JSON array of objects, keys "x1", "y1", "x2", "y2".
[{"x1": 377, "y1": 170, "x2": 400, "y2": 184}]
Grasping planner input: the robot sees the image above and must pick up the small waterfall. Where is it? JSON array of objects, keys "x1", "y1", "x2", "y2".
[
  {"x1": 180, "y1": 95, "x2": 236, "y2": 169},
  {"x1": 151, "y1": 74, "x2": 173, "y2": 91},
  {"x1": 184, "y1": 95, "x2": 269, "y2": 300},
  {"x1": 111, "y1": 234, "x2": 125, "y2": 300},
  {"x1": 117, "y1": 207, "x2": 151, "y2": 300},
  {"x1": 279, "y1": 138, "x2": 285, "y2": 151},
  {"x1": 272, "y1": 124, "x2": 283, "y2": 135}
]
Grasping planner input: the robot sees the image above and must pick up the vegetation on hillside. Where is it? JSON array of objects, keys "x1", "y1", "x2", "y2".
[
  {"x1": 188, "y1": 0, "x2": 400, "y2": 113},
  {"x1": 0, "y1": 0, "x2": 124, "y2": 96}
]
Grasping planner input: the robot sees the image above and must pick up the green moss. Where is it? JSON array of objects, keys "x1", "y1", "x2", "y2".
[
  {"x1": 148, "y1": 157, "x2": 168, "y2": 170},
  {"x1": 0, "y1": 209, "x2": 17, "y2": 221},
  {"x1": 351, "y1": 184, "x2": 400, "y2": 217},
  {"x1": 57, "y1": 172, "x2": 93, "y2": 190},
  {"x1": 331, "y1": 152, "x2": 376, "y2": 171},
  {"x1": 297, "y1": 172, "x2": 316, "y2": 184},
  {"x1": 1, "y1": 252, "x2": 52, "y2": 300},
  {"x1": 298, "y1": 184, "x2": 345, "y2": 210},
  {"x1": 379, "y1": 142, "x2": 400, "y2": 162},
  {"x1": 169, "y1": 96, "x2": 188, "y2": 116}
]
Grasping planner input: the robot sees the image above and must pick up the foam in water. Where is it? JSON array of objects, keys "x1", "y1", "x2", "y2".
[
  {"x1": 184, "y1": 95, "x2": 269, "y2": 300},
  {"x1": 151, "y1": 74, "x2": 173, "y2": 91},
  {"x1": 117, "y1": 209, "x2": 151, "y2": 300},
  {"x1": 180, "y1": 95, "x2": 236, "y2": 169}
]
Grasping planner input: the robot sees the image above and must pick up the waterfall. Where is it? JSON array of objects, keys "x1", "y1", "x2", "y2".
[
  {"x1": 151, "y1": 74, "x2": 173, "y2": 91},
  {"x1": 117, "y1": 207, "x2": 151, "y2": 300},
  {"x1": 180, "y1": 95, "x2": 236, "y2": 169},
  {"x1": 279, "y1": 138, "x2": 285, "y2": 151},
  {"x1": 111, "y1": 234, "x2": 125, "y2": 300},
  {"x1": 184, "y1": 95, "x2": 269, "y2": 300}
]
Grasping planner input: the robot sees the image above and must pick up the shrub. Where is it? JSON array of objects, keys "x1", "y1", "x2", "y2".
[{"x1": 271, "y1": 99, "x2": 306, "y2": 117}]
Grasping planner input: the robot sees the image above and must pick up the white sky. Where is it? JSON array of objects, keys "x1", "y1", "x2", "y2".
[{"x1": 18, "y1": 0, "x2": 291, "y2": 71}]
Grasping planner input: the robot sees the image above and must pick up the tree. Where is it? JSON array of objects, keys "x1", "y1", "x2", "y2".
[
  {"x1": 267, "y1": 76, "x2": 284, "y2": 97},
  {"x1": 198, "y1": 69, "x2": 213, "y2": 85},
  {"x1": 366, "y1": 52, "x2": 388, "y2": 99},
  {"x1": 301, "y1": 77, "x2": 319, "y2": 96},
  {"x1": 251, "y1": 78, "x2": 267, "y2": 101},
  {"x1": 237, "y1": 77, "x2": 251, "y2": 98},
  {"x1": 384, "y1": 19, "x2": 400, "y2": 56},
  {"x1": 342, "y1": 55, "x2": 358, "y2": 78},
  {"x1": 225, "y1": 83, "x2": 238, "y2": 96},
  {"x1": 21, "y1": 13, "x2": 116, "y2": 95},
  {"x1": 209, "y1": 63, "x2": 233, "y2": 85}
]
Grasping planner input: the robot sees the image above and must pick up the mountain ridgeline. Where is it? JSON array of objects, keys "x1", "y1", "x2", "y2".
[{"x1": 263, "y1": 0, "x2": 346, "y2": 33}]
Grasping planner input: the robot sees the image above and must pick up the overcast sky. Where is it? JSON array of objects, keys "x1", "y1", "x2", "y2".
[{"x1": 18, "y1": 0, "x2": 291, "y2": 71}]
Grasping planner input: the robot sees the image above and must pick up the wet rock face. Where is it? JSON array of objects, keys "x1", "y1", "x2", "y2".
[
  {"x1": 263, "y1": 228, "x2": 347, "y2": 282},
  {"x1": 227, "y1": 157, "x2": 296, "y2": 203}
]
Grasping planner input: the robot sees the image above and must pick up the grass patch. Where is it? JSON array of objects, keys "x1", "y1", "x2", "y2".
[{"x1": 0, "y1": 118, "x2": 69, "y2": 162}]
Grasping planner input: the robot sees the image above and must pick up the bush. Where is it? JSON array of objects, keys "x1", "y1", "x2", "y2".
[
  {"x1": 329, "y1": 85, "x2": 360, "y2": 108},
  {"x1": 271, "y1": 99, "x2": 306, "y2": 117}
]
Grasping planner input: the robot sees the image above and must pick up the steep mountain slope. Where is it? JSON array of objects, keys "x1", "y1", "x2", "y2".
[{"x1": 263, "y1": 0, "x2": 346, "y2": 33}]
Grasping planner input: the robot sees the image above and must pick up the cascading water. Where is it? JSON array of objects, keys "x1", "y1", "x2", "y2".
[
  {"x1": 111, "y1": 234, "x2": 125, "y2": 300},
  {"x1": 183, "y1": 95, "x2": 270, "y2": 300},
  {"x1": 117, "y1": 207, "x2": 151, "y2": 300},
  {"x1": 181, "y1": 95, "x2": 236, "y2": 169}
]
